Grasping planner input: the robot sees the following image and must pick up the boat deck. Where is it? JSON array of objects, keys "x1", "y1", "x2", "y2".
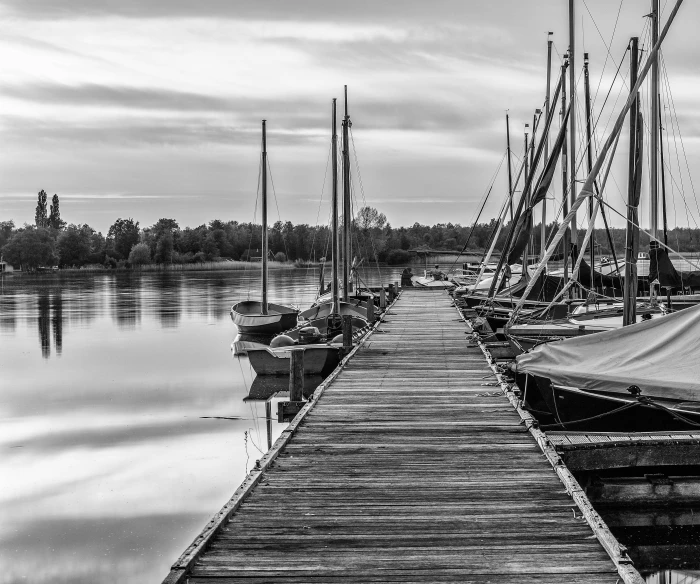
[{"x1": 164, "y1": 288, "x2": 638, "y2": 583}]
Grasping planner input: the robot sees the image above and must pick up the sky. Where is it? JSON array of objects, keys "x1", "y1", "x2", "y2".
[{"x1": 1, "y1": 0, "x2": 699, "y2": 234}]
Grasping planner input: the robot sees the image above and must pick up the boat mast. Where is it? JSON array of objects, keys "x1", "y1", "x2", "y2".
[
  {"x1": 561, "y1": 57, "x2": 569, "y2": 288},
  {"x1": 261, "y1": 120, "x2": 268, "y2": 316},
  {"x1": 342, "y1": 86, "x2": 351, "y2": 301},
  {"x1": 331, "y1": 99, "x2": 340, "y2": 316},
  {"x1": 506, "y1": 113, "x2": 513, "y2": 222},
  {"x1": 650, "y1": 0, "x2": 660, "y2": 240},
  {"x1": 583, "y1": 53, "x2": 596, "y2": 288},
  {"x1": 510, "y1": 0, "x2": 684, "y2": 319},
  {"x1": 542, "y1": 33, "x2": 553, "y2": 256},
  {"x1": 569, "y1": 0, "x2": 577, "y2": 263},
  {"x1": 623, "y1": 37, "x2": 640, "y2": 327},
  {"x1": 523, "y1": 124, "x2": 529, "y2": 275},
  {"x1": 659, "y1": 94, "x2": 669, "y2": 246}
]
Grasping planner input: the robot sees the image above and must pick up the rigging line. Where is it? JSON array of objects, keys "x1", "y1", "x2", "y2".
[
  {"x1": 590, "y1": 0, "x2": 625, "y2": 108},
  {"x1": 446, "y1": 151, "x2": 507, "y2": 274},
  {"x1": 246, "y1": 143, "x2": 264, "y2": 298},
  {"x1": 659, "y1": 57, "x2": 700, "y2": 231},
  {"x1": 661, "y1": 53, "x2": 700, "y2": 225},
  {"x1": 266, "y1": 155, "x2": 291, "y2": 264},
  {"x1": 592, "y1": 47, "x2": 630, "y2": 148},
  {"x1": 308, "y1": 140, "x2": 333, "y2": 272},
  {"x1": 349, "y1": 127, "x2": 383, "y2": 280},
  {"x1": 597, "y1": 196, "x2": 700, "y2": 270}
]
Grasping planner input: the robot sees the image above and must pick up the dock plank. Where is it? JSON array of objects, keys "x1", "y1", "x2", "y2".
[{"x1": 163, "y1": 289, "x2": 636, "y2": 583}]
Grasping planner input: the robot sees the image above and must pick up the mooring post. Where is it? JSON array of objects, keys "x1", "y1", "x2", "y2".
[
  {"x1": 366, "y1": 298, "x2": 374, "y2": 322},
  {"x1": 289, "y1": 348, "x2": 304, "y2": 402},
  {"x1": 379, "y1": 286, "x2": 387, "y2": 309},
  {"x1": 342, "y1": 314, "x2": 353, "y2": 357},
  {"x1": 265, "y1": 401, "x2": 272, "y2": 450},
  {"x1": 394, "y1": 281, "x2": 399, "y2": 296},
  {"x1": 279, "y1": 348, "x2": 306, "y2": 422},
  {"x1": 388, "y1": 283, "x2": 395, "y2": 302}
]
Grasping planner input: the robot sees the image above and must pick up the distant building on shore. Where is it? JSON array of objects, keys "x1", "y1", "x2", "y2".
[{"x1": 0, "y1": 260, "x2": 15, "y2": 274}]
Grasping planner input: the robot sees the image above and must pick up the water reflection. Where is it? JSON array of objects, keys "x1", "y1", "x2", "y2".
[
  {"x1": 37, "y1": 293, "x2": 51, "y2": 358},
  {"x1": 111, "y1": 273, "x2": 141, "y2": 329},
  {"x1": 52, "y1": 290, "x2": 62, "y2": 356},
  {"x1": 0, "y1": 266, "x2": 409, "y2": 583}
]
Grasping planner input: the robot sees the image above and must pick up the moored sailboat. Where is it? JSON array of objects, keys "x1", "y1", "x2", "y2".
[{"x1": 230, "y1": 120, "x2": 299, "y2": 334}]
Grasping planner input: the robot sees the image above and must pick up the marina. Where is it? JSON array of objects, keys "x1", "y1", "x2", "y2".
[{"x1": 4, "y1": 0, "x2": 700, "y2": 581}]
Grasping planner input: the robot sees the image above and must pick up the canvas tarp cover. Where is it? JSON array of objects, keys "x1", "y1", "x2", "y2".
[{"x1": 516, "y1": 303, "x2": 700, "y2": 402}]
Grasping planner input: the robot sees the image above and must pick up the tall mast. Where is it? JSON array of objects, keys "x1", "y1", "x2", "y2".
[
  {"x1": 506, "y1": 113, "x2": 514, "y2": 222},
  {"x1": 342, "y1": 86, "x2": 351, "y2": 301},
  {"x1": 331, "y1": 99, "x2": 340, "y2": 316},
  {"x1": 542, "y1": 32, "x2": 553, "y2": 255},
  {"x1": 650, "y1": 0, "x2": 660, "y2": 240},
  {"x1": 623, "y1": 38, "x2": 640, "y2": 327},
  {"x1": 261, "y1": 120, "x2": 268, "y2": 315},
  {"x1": 659, "y1": 94, "x2": 669, "y2": 246},
  {"x1": 561, "y1": 57, "x2": 570, "y2": 287},
  {"x1": 569, "y1": 0, "x2": 577, "y2": 255},
  {"x1": 583, "y1": 53, "x2": 596, "y2": 288},
  {"x1": 523, "y1": 124, "x2": 530, "y2": 274}
]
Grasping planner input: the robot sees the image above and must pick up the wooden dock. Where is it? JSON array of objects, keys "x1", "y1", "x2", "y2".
[{"x1": 164, "y1": 288, "x2": 641, "y2": 583}]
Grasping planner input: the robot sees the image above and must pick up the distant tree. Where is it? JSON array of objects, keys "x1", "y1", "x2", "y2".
[
  {"x1": 154, "y1": 231, "x2": 174, "y2": 263},
  {"x1": 2, "y1": 227, "x2": 56, "y2": 269},
  {"x1": 0, "y1": 220, "x2": 15, "y2": 250},
  {"x1": 273, "y1": 251, "x2": 286, "y2": 262},
  {"x1": 35, "y1": 190, "x2": 48, "y2": 228},
  {"x1": 48, "y1": 194, "x2": 65, "y2": 230},
  {"x1": 128, "y1": 242, "x2": 151, "y2": 265},
  {"x1": 355, "y1": 206, "x2": 387, "y2": 231},
  {"x1": 107, "y1": 218, "x2": 140, "y2": 259},
  {"x1": 56, "y1": 224, "x2": 92, "y2": 267}
]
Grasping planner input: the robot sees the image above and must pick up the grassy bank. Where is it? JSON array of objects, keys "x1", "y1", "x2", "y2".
[{"x1": 59, "y1": 260, "x2": 303, "y2": 273}]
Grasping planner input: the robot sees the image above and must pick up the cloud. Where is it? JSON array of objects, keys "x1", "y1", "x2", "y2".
[{"x1": 2, "y1": 82, "x2": 234, "y2": 112}]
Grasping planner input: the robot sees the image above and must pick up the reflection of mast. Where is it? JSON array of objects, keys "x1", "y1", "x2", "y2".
[
  {"x1": 38, "y1": 294, "x2": 50, "y2": 358},
  {"x1": 52, "y1": 292, "x2": 62, "y2": 356}
]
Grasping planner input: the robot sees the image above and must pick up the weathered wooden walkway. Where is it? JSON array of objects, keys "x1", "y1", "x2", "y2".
[{"x1": 165, "y1": 288, "x2": 636, "y2": 583}]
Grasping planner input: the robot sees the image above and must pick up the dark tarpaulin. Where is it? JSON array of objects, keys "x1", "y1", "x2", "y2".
[
  {"x1": 578, "y1": 258, "x2": 623, "y2": 290},
  {"x1": 506, "y1": 107, "x2": 571, "y2": 266},
  {"x1": 649, "y1": 242, "x2": 700, "y2": 289},
  {"x1": 502, "y1": 271, "x2": 564, "y2": 302}
]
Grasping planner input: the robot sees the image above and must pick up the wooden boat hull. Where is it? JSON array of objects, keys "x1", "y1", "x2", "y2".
[
  {"x1": 230, "y1": 301, "x2": 299, "y2": 334},
  {"x1": 246, "y1": 345, "x2": 342, "y2": 376}
]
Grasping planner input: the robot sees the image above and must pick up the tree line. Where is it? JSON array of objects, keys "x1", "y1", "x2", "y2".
[{"x1": 3, "y1": 190, "x2": 700, "y2": 270}]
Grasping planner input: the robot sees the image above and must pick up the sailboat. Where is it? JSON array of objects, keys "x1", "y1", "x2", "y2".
[
  {"x1": 512, "y1": 0, "x2": 690, "y2": 430},
  {"x1": 246, "y1": 96, "x2": 373, "y2": 376},
  {"x1": 230, "y1": 120, "x2": 299, "y2": 334}
]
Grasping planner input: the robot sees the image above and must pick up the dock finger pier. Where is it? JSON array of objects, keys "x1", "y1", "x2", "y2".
[{"x1": 164, "y1": 288, "x2": 642, "y2": 583}]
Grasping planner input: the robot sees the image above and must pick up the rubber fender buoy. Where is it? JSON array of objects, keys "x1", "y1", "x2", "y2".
[
  {"x1": 330, "y1": 334, "x2": 344, "y2": 345},
  {"x1": 270, "y1": 335, "x2": 295, "y2": 348}
]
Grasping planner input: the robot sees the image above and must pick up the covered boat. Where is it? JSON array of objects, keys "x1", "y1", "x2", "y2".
[{"x1": 515, "y1": 303, "x2": 700, "y2": 431}]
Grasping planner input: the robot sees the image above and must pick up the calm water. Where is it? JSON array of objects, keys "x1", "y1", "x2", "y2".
[{"x1": 0, "y1": 266, "x2": 403, "y2": 584}]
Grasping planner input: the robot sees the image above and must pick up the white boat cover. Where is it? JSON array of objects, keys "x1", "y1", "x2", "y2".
[{"x1": 516, "y1": 303, "x2": 700, "y2": 402}]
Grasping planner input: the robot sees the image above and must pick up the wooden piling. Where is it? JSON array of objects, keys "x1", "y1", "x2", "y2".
[
  {"x1": 388, "y1": 283, "x2": 395, "y2": 301},
  {"x1": 342, "y1": 314, "x2": 353, "y2": 357},
  {"x1": 289, "y1": 348, "x2": 304, "y2": 402},
  {"x1": 379, "y1": 286, "x2": 387, "y2": 309},
  {"x1": 366, "y1": 298, "x2": 374, "y2": 322},
  {"x1": 278, "y1": 348, "x2": 305, "y2": 422}
]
